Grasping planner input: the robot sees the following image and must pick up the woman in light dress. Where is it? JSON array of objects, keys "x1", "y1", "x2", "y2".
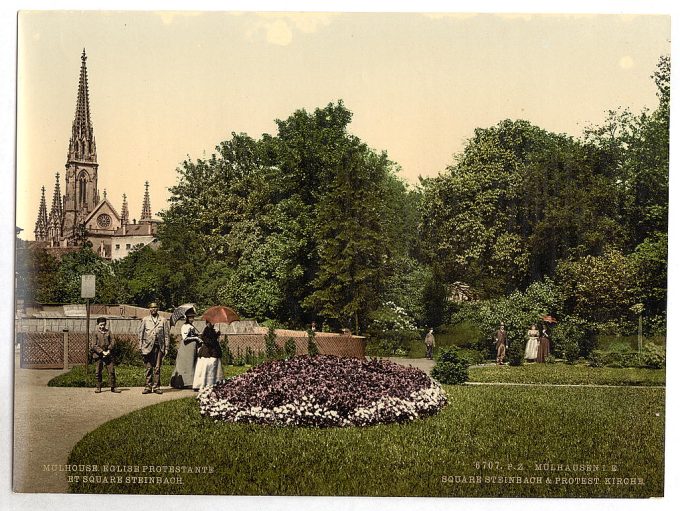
[
  {"x1": 170, "y1": 311, "x2": 200, "y2": 389},
  {"x1": 524, "y1": 323, "x2": 539, "y2": 361},
  {"x1": 192, "y1": 320, "x2": 224, "y2": 391}
]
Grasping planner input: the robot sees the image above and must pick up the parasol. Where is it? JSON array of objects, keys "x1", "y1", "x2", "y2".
[
  {"x1": 542, "y1": 315, "x2": 558, "y2": 324},
  {"x1": 170, "y1": 303, "x2": 197, "y2": 327},
  {"x1": 202, "y1": 305, "x2": 240, "y2": 325}
]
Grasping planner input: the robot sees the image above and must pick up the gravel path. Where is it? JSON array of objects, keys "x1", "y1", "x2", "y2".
[{"x1": 12, "y1": 354, "x2": 195, "y2": 493}]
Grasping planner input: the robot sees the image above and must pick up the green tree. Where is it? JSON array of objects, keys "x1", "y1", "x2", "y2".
[
  {"x1": 54, "y1": 247, "x2": 119, "y2": 304},
  {"x1": 303, "y1": 138, "x2": 395, "y2": 333},
  {"x1": 15, "y1": 246, "x2": 60, "y2": 303},
  {"x1": 419, "y1": 120, "x2": 621, "y2": 296},
  {"x1": 584, "y1": 55, "x2": 669, "y2": 248},
  {"x1": 555, "y1": 250, "x2": 634, "y2": 325}
]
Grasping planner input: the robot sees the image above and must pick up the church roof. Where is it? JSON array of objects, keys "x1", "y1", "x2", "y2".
[
  {"x1": 83, "y1": 198, "x2": 121, "y2": 226},
  {"x1": 112, "y1": 222, "x2": 159, "y2": 237}
]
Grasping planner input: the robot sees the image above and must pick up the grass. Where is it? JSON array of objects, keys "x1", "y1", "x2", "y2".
[
  {"x1": 47, "y1": 364, "x2": 250, "y2": 388},
  {"x1": 67, "y1": 385, "x2": 664, "y2": 497},
  {"x1": 468, "y1": 363, "x2": 665, "y2": 386}
]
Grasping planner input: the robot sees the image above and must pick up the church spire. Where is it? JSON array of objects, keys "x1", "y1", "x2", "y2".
[
  {"x1": 34, "y1": 186, "x2": 49, "y2": 241},
  {"x1": 120, "y1": 193, "x2": 129, "y2": 225},
  {"x1": 140, "y1": 181, "x2": 152, "y2": 221},
  {"x1": 47, "y1": 172, "x2": 63, "y2": 241},
  {"x1": 49, "y1": 172, "x2": 63, "y2": 221},
  {"x1": 67, "y1": 48, "x2": 97, "y2": 163}
]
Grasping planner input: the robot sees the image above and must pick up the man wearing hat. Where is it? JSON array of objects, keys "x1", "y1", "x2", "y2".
[
  {"x1": 138, "y1": 302, "x2": 170, "y2": 394},
  {"x1": 494, "y1": 322, "x2": 508, "y2": 365},
  {"x1": 91, "y1": 317, "x2": 120, "y2": 393},
  {"x1": 424, "y1": 328, "x2": 436, "y2": 360}
]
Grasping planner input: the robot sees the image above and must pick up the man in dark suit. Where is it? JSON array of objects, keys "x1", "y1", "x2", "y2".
[{"x1": 92, "y1": 317, "x2": 121, "y2": 393}]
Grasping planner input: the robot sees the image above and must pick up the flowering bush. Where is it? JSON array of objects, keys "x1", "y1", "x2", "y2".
[
  {"x1": 366, "y1": 302, "x2": 421, "y2": 356},
  {"x1": 197, "y1": 355, "x2": 447, "y2": 427}
]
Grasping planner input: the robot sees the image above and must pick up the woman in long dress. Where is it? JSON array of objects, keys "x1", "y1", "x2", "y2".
[
  {"x1": 536, "y1": 323, "x2": 551, "y2": 363},
  {"x1": 170, "y1": 311, "x2": 201, "y2": 388},
  {"x1": 524, "y1": 323, "x2": 539, "y2": 361},
  {"x1": 192, "y1": 320, "x2": 224, "y2": 391}
]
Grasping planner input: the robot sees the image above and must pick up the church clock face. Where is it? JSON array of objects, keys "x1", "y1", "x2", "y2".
[{"x1": 97, "y1": 213, "x2": 112, "y2": 229}]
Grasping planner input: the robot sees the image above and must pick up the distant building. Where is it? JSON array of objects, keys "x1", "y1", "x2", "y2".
[{"x1": 32, "y1": 49, "x2": 160, "y2": 259}]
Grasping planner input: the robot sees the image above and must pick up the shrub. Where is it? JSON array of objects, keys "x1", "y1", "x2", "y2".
[
  {"x1": 588, "y1": 350, "x2": 607, "y2": 368},
  {"x1": 431, "y1": 347, "x2": 469, "y2": 385},
  {"x1": 307, "y1": 330, "x2": 319, "y2": 356},
  {"x1": 265, "y1": 325, "x2": 279, "y2": 360},
  {"x1": 366, "y1": 302, "x2": 420, "y2": 356},
  {"x1": 640, "y1": 343, "x2": 665, "y2": 369},
  {"x1": 110, "y1": 337, "x2": 143, "y2": 366},
  {"x1": 284, "y1": 338, "x2": 297, "y2": 359},
  {"x1": 506, "y1": 338, "x2": 524, "y2": 366},
  {"x1": 198, "y1": 356, "x2": 447, "y2": 427},
  {"x1": 457, "y1": 348, "x2": 486, "y2": 366},
  {"x1": 223, "y1": 341, "x2": 234, "y2": 366},
  {"x1": 551, "y1": 317, "x2": 594, "y2": 361}
]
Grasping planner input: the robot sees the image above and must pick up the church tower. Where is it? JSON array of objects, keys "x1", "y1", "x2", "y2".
[{"x1": 61, "y1": 48, "x2": 99, "y2": 241}]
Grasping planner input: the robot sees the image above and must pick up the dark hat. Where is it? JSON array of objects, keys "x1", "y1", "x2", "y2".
[
  {"x1": 96, "y1": 316, "x2": 107, "y2": 324},
  {"x1": 185, "y1": 310, "x2": 196, "y2": 317}
]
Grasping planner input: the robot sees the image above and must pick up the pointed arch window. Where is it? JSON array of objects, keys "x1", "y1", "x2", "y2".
[{"x1": 78, "y1": 171, "x2": 88, "y2": 207}]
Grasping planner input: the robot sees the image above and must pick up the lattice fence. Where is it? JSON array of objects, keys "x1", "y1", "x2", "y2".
[
  {"x1": 224, "y1": 334, "x2": 365, "y2": 358},
  {"x1": 18, "y1": 332, "x2": 64, "y2": 369}
]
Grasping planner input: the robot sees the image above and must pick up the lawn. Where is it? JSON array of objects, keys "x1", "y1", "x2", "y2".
[
  {"x1": 468, "y1": 363, "x2": 665, "y2": 386},
  {"x1": 47, "y1": 364, "x2": 249, "y2": 388},
  {"x1": 67, "y1": 385, "x2": 665, "y2": 497}
]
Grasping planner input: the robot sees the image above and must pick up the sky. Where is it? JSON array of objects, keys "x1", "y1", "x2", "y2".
[{"x1": 15, "y1": 11, "x2": 670, "y2": 238}]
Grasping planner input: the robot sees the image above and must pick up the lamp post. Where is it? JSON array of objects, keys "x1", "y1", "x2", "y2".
[
  {"x1": 630, "y1": 303, "x2": 645, "y2": 362},
  {"x1": 81, "y1": 275, "x2": 96, "y2": 382}
]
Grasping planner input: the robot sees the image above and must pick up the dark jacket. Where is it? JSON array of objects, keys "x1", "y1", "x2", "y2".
[
  {"x1": 198, "y1": 324, "x2": 222, "y2": 359},
  {"x1": 92, "y1": 327, "x2": 115, "y2": 360}
]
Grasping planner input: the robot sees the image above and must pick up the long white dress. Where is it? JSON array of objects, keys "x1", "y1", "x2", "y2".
[
  {"x1": 524, "y1": 329, "x2": 539, "y2": 360},
  {"x1": 192, "y1": 324, "x2": 224, "y2": 390}
]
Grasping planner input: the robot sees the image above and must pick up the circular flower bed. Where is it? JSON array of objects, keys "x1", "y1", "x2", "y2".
[{"x1": 197, "y1": 355, "x2": 447, "y2": 427}]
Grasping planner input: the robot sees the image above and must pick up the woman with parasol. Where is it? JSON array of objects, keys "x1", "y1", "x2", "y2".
[
  {"x1": 170, "y1": 304, "x2": 200, "y2": 389},
  {"x1": 536, "y1": 316, "x2": 556, "y2": 363}
]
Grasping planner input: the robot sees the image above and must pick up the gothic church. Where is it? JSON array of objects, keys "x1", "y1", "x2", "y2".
[{"x1": 33, "y1": 50, "x2": 160, "y2": 260}]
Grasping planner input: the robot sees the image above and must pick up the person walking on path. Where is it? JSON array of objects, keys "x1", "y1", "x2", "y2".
[
  {"x1": 171, "y1": 310, "x2": 201, "y2": 389},
  {"x1": 192, "y1": 320, "x2": 224, "y2": 391},
  {"x1": 494, "y1": 323, "x2": 508, "y2": 365},
  {"x1": 524, "y1": 323, "x2": 540, "y2": 362},
  {"x1": 424, "y1": 328, "x2": 436, "y2": 360},
  {"x1": 138, "y1": 302, "x2": 170, "y2": 395},
  {"x1": 91, "y1": 317, "x2": 120, "y2": 393}
]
